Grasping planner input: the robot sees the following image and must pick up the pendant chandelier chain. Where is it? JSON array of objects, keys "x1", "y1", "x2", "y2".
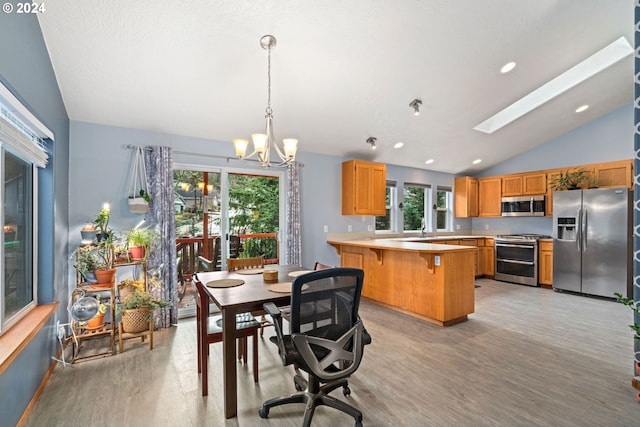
[{"x1": 266, "y1": 45, "x2": 272, "y2": 116}]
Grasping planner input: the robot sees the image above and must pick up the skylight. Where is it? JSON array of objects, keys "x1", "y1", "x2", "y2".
[{"x1": 473, "y1": 37, "x2": 633, "y2": 134}]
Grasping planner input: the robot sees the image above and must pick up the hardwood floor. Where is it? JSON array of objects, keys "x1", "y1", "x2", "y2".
[{"x1": 25, "y1": 279, "x2": 640, "y2": 426}]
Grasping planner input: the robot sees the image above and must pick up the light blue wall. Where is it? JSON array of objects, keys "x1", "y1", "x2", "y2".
[
  {"x1": 470, "y1": 103, "x2": 633, "y2": 235},
  {"x1": 0, "y1": 3, "x2": 70, "y2": 426}
]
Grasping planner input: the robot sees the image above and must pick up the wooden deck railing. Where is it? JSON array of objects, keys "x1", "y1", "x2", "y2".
[{"x1": 176, "y1": 233, "x2": 278, "y2": 279}]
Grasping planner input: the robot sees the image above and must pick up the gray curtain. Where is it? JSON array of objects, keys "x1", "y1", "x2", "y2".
[
  {"x1": 144, "y1": 146, "x2": 177, "y2": 328},
  {"x1": 286, "y1": 162, "x2": 302, "y2": 266}
]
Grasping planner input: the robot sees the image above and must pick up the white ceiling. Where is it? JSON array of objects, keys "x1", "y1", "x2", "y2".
[{"x1": 37, "y1": 0, "x2": 633, "y2": 175}]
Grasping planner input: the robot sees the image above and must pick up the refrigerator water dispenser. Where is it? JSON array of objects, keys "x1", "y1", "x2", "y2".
[{"x1": 556, "y1": 217, "x2": 576, "y2": 240}]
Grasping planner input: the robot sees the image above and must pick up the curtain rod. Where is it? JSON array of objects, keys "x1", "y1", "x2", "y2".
[{"x1": 125, "y1": 144, "x2": 304, "y2": 166}]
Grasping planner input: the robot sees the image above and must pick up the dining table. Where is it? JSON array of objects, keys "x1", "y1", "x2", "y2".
[{"x1": 194, "y1": 264, "x2": 314, "y2": 419}]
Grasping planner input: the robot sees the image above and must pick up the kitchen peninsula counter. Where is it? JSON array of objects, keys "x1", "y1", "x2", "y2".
[{"x1": 327, "y1": 238, "x2": 477, "y2": 326}]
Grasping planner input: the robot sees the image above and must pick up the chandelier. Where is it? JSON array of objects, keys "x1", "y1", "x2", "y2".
[{"x1": 233, "y1": 35, "x2": 298, "y2": 167}]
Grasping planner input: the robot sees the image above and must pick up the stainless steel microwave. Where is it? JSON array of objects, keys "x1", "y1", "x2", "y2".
[{"x1": 501, "y1": 195, "x2": 545, "y2": 216}]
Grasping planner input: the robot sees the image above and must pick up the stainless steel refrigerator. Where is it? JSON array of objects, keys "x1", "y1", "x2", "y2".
[{"x1": 553, "y1": 187, "x2": 632, "y2": 298}]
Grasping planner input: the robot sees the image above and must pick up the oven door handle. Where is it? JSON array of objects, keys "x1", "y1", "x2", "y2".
[
  {"x1": 496, "y1": 258, "x2": 535, "y2": 266},
  {"x1": 495, "y1": 243, "x2": 536, "y2": 249}
]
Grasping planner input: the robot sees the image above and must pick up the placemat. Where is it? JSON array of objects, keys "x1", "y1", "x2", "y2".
[
  {"x1": 206, "y1": 278, "x2": 245, "y2": 288},
  {"x1": 268, "y1": 282, "x2": 309, "y2": 293},
  {"x1": 288, "y1": 270, "x2": 313, "y2": 278},
  {"x1": 235, "y1": 268, "x2": 264, "y2": 275}
]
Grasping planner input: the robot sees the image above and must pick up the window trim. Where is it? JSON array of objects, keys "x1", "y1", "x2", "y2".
[
  {"x1": 435, "y1": 186, "x2": 453, "y2": 232},
  {"x1": 375, "y1": 181, "x2": 396, "y2": 233}
]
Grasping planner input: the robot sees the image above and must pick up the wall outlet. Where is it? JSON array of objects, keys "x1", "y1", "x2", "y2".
[
  {"x1": 456, "y1": 224, "x2": 460, "y2": 230},
  {"x1": 348, "y1": 225, "x2": 353, "y2": 232},
  {"x1": 484, "y1": 224, "x2": 489, "y2": 230},
  {"x1": 323, "y1": 225, "x2": 328, "y2": 232},
  {"x1": 434, "y1": 255, "x2": 441, "y2": 266},
  {"x1": 368, "y1": 225, "x2": 374, "y2": 231}
]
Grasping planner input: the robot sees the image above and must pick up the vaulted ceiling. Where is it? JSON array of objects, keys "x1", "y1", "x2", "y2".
[{"x1": 37, "y1": 0, "x2": 633, "y2": 174}]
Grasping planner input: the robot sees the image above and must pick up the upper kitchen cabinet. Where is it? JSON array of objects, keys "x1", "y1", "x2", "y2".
[
  {"x1": 594, "y1": 160, "x2": 633, "y2": 188},
  {"x1": 454, "y1": 176, "x2": 478, "y2": 218},
  {"x1": 342, "y1": 160, "x2": 386, "y2": 215},
  {"x1": 501, "y1": 172, "x2": 546, "y2": 197},
  {"x1": 478, "y1": 177, "x2": 501, "y2": 217}
]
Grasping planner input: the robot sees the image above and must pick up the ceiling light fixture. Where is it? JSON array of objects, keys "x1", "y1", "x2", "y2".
[
  {"x1": 425, "y1": 159, "x2": 434, "y2": 165},
  {"x1": 409, "y1": 99, "x2": 422, "y2": 116},
  {"x1": 575, "y1": 104, "x2": 589, "y2": 113},
  {"x1": 394, "y1": 142, "x2": 404, "y2": 149},
  {"x1": 474, "y1": 36, "x2": 633, "y2": 134},
  {"x1": 500, "y1": 62, "x2": 516, "y2": 73},
  {"x1": 366, "y1": 137, "x2": 377, "y2": 150},
  {"x1": 472, "y1": 159, "x2": 482, "y2": 165},
  {"x1": 233, "y1": 35, "x2": 298, "y2": 167}
]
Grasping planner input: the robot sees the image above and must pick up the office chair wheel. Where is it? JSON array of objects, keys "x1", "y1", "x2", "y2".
[
  {"x1": 258, "y1": 406, "x2": 269, "y2": 418},
  {"x1": 343, "y1": 385, "x2": 351, "y2": 396}
]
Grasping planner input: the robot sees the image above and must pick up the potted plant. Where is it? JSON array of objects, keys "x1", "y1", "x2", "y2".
[
  {"x1": 614, "y1": 292, "x2": 640, "y2": 376},
  {"x1": 129, "y1": 189, "x2": 151, "y2": 213},
  {"x1": 123, "y1": 226, "x2": 159, "y2": 260},
  {"x1": 94, "y1": 231, "x2": 116, "y2": 285},
  {"x1": 74, "y1": 245, "x2": 100, "y2": 284},
  {"x1": 80, "y1": 223, "x2": 97, "y2": 244},
  {"x1": 550, "y1": 168, "x2": 588, "y2": 191},
  {"x1": 94, "y1": 207, "x2": 111, "y2": 241},
  {"x1": 116, "y1": 287, "x2": 169, "y2": 333}
]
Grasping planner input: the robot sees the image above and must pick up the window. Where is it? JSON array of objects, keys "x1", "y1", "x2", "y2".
[
  {"x1": 0, "y1": 87, "x2": 48, "y2": 335},
  {"x1": 375, "y1": 181, "x2": 396, "y2": 232},
  {"x1": 403, "y1": 183, "x2": 431, "y2": 232},
  {"x1": 436, "y1": 186, "x2": 453, "y2": 231}
]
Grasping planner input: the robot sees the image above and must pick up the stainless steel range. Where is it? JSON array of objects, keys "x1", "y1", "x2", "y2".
[{"x1": 494, "y1": 234, "x2": 551, "y2": 287}]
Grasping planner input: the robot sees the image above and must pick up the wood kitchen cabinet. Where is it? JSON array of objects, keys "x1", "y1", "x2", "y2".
[
  {"x1": 538, "y1": 240, "x2": 553, "y2": 287},
  {"x1": 502, "y1": 173, "x2": 546, "y2": 197},
  {"x1": 480, "y1": 238, "x2": 494, "y2": 277},
  {"x1": 478, "y1": 177, "x2": 501, "y2": 217},
  {"x1": 342, "y1": 160, "x2": 386, "y2": 215},
  {"x1": 594, "y1": 160, "x2": 633, "y2": 188},
  {"x1": 454, "y1": 176, "x2": 478, "y2": 217}
]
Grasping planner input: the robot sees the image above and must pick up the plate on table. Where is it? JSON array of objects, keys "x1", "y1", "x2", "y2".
[
  {"x1": 288, "y1": 270, "x2": 313, "y2": 278},
  {"x1": 268, "y1": 282, "x2": 309, "y2": 293},
  {"x1": 235, "y1": 268, "x2": 264, "y2": 275}
]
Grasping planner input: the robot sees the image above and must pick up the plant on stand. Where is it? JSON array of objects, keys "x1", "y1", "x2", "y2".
[
  {"x1": 116, "y1": 287, "x2": 169, "y2": 333},
  {"x1": 94, "y1": 206, "x2": 111, "y2": 241},
  {"x1": 74, "y1": 245, "x2": 100, "y2": 284},
  {"x1": 94, "y1": 232, "x2": 116, "y2": 286},
  {"x1": 614, "y1": 292, "x2": 640, "y2": 380},
  {"x1": 123, "y1": 227, "x2": 159, "y2": 260},
  {"x1": 83, "y1": 295, "x2": 110, "y2": 330}
]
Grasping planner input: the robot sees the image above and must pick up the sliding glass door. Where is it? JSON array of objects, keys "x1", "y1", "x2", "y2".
[{"x1": 173, "y1": 165, "x2": 285, "y2": 318}]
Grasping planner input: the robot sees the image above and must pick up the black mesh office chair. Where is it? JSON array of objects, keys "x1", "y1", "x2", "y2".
[{"x1": 259, "y1": 267, "x2": 371, "y2": 427}]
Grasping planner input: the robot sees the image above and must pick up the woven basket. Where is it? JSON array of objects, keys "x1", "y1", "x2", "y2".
[{"x1": 121, "y1": 308, "x2": 152, "y2": 333}]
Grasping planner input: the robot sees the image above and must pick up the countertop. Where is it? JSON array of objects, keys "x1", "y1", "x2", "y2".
[{"x1": 327, "y1": 238, "x2": 479, "y2": 253}]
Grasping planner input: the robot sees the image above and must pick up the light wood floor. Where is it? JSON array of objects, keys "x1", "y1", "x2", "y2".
[{"x1": 26, "y1": 279, "x2": 640, "y2": 426}]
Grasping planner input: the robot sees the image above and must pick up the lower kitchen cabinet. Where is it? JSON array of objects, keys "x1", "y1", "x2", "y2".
[
  {"x1": 480, "y1": 238, "x2": 494, "y2": 277},
  {"x1": 538, "y1": 240, "x2": 553, "y2": 287}
]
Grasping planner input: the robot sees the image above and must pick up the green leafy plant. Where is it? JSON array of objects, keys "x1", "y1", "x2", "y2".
[
  {"x1": 614, "y1": 292, "x2": 640, "y2": 340},
  {"x1": 74, "y1": 246, "x2": 100, "y2": 280},
  {"x1": 549, "y1": 168, "x2": 588, "y2": 191},
  {"x1": 116, "y1": 288, "x2": 169, "y2": 316},
  {"x1": 94, "y1": 207, "x2": 111, "y2": 234},
  {"x1": 95, "y1": 231, "x2": 115, "y2": 269},
  {"x1": 139, "y1": 188, "x2": 151, "y2": 203},
  {"x1": 124, "y1": 226, "x2": 159, "y2": 248}
]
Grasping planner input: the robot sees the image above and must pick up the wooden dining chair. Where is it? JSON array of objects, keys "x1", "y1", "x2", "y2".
[
  {"x1": 226, "y1": 256, "x2": 272, "y2": 335},
  {"x1": 227, "y1": 256, "x2": 265, "y2": 271},
  {"x1": 193, "y1": 280, "x2": 260, "y2": 396}
]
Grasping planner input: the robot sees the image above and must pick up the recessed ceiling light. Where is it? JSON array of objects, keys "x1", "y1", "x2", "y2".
[
  {"x1": 425, "y1": 159, "x2": 434, "y2": 165},
  {"x1": 500, "y1": 62, "x2": 516, "y2": 73},
  {"x1": 575, "y1": 104, "x2": 589, "y2": 113},
  {"x1": 472, "y1": 159, "x2": 482, "y2": 165},
  {"x1": 394, "y1": 142, "x2": 404, "y2": 149},
  {"x1": 474, "y1": 37, "x2": 633, "y2": 134}
]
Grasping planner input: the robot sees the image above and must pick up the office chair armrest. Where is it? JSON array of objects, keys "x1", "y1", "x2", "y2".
[{"x1": 263, "y1": 302, "x2": 287, "y2": 363}]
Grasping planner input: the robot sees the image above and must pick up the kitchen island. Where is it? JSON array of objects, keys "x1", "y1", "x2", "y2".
[{"x1": 327, "y1": 238, "x2": 477, "y2": 326}]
